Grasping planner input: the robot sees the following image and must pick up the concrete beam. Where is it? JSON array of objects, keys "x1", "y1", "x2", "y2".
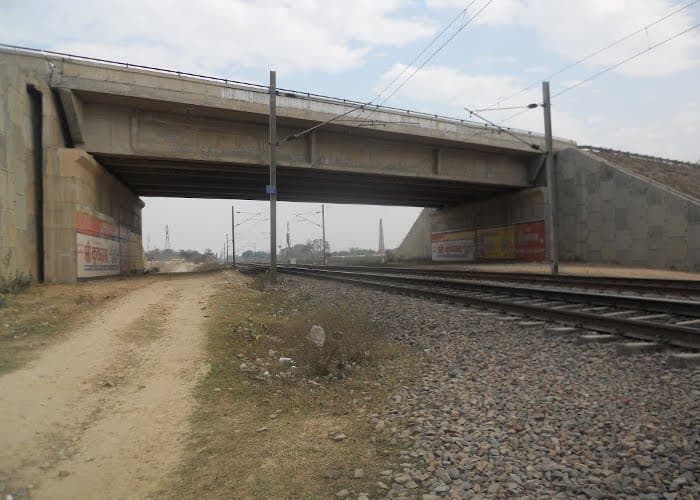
[{"x1": 56, "y1": 88, "x2": 85, "y2": 146}]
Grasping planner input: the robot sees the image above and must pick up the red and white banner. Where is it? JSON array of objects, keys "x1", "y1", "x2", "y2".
[
  {"x1": 76, "y1": 212, "x2": 120, "y2": 278},
  {"x1": 515, "y1": 220, "x2": 546, "y2": 262},
  {"x1": 431, "y1": 230, "x2": 475, "y2": 261}
]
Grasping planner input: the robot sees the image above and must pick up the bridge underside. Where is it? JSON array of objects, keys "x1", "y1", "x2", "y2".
[{"x1": 96, "y1": 154, "x2": 516, "y2": 206}]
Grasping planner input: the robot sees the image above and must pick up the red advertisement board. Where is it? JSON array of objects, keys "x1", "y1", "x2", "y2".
[{"x1": 515, "y1": 221, "x2": 546, "y2": 261}]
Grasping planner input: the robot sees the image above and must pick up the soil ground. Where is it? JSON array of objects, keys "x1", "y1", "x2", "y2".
[
  {"x1": 0, "y1": 272, "x2": 218, "y2": 499},
  {"x1": 0, "y1": 270, "x2": 414, "y2": 499}
]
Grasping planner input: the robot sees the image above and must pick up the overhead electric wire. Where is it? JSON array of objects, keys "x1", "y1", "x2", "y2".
[
  {"x1": 279, "y1": 0, "x2": 492, "y2": 144},
  {"x1": 467, "y1": 19, "x2": 700, "y2": 140},
  {"x1": 464, "y1": 106, "x2": 541, "y2": 150},
  {"x1": 486, "y1": 0, "x2": 700, "y2": 111},
  {"x1": 551, "y1": 21, "x2": 700, "y2": 99},
  {"x1": 343, "y1": 0, "x2": 477, "y2": 127},
  {"x1": 372, "y1": 0, "x2": 477, "y2": 106},
  {"x1": 376, "y1": 0, "x2": 495, "y2": 108}
]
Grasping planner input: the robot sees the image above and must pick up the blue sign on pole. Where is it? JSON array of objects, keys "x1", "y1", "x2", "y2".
[{"x1": 266, "y1": 184, "x2": 277, "y2": 195}]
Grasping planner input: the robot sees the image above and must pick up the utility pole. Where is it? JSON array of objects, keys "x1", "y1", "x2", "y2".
[
  {"x1": 378, "y1": 218, "x2": 385, "y2": 256},
  {"x1": 231, "y1": 205, "x2": 236, "y2": 268},
  {"x1": 321, "y1": 204, "x2": 327, "y2": 265},
  {"x1": 542, "y1": 81, "x2": 559, "y2": 275},
  {"x1": 269, "y1": 70, "x2": 277, "y2": 283},
  {"x1": 225, "y1": 233, "x2": 229, "y2": 264},
  {"x1": 286, "y1": 221, "x2": 291, "y2": 263}
]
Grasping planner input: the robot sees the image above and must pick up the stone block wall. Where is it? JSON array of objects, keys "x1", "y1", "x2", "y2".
[{"x1": 556, "y1": 148, "x2": 700, "y2": 272}]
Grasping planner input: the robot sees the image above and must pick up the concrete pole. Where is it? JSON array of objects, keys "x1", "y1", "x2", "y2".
[
  {"x1": 542, "y1": 81, "x2": 559, "y2": 275},
  {"x1": 231, "y1": 205, "x2": 236, "y2": 268},
  {"x1": 286, "y1": 221, "x2": 291, "y2": 263},
  {"x1": 269, "y1": 70, "x2": 277, "y2": 282},
  {"x1": 225, "y1": 233, "x2": 229, "y2": 264},
  {"x1": 321, "y1": 204, "x2": 327, "y2": 265}
]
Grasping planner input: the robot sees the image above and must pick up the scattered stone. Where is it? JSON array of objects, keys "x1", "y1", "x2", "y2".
[
  {"x1": 255, "y1": 426, "x2": 268, "y2": 433},
  {"x1": 544, "y1": 326, "x2": 580, "y2": 336},
  {"x1": 308, "y1": 325, "x2": 326, "y2": 347},
  {"x1": 405, "y1": 480, "x2": 418, "y2": 489},
  {"x1": 325, "y1": 470, "x2": 341, "y2": 480},
  {"x1": 394, "y1": 473, "x2": 411, "y2": 484},
  {"x1": 576, "y1": 333, "x2": 618, "y2": 344},
  {"x1": 281, "y1": 275, "x2": 700, "y2": 500},
  {"x1": 668, "y1": 352, "x2": 700, "y2": 368},
  {"x1": 58, "y1": 470, "x2": 70, "y2": 478},
  {"x1": 331, "y1": 433, "x2": 347, "y2": 441},
  {"x1": 278, "y1": 357, "x2": 294, "y2": 367},
  {"x1": 617, "y1": 342, "x2": 663, "y2": 355},
  {"x1": 353, "y1": 469, "x2": 364, "y2": 479},
  {"x1": 335, "y1": 489, "x2": 349, "y2": 498}
]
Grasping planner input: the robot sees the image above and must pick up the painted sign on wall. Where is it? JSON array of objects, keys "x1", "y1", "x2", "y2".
[
  {"x1": 476, "y1": 226, "x2": 515, "y2": 260},
  {"x1": 431, "y1": 230, "x2": 475, "y2": 261},
  {"x1": 515, "y1": 221, "x2": 546, "y2": 261},
  {"x1": 76, "y1": 212, "x2": 120, "y2": 278}
]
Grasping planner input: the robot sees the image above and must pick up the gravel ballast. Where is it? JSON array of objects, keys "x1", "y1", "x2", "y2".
[{"x1": 282, "y1": 275, "x2": 700, "y2": 499}]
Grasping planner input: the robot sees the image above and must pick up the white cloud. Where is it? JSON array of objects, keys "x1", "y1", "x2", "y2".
[
  {"x1": 428, "y1": 0, "x2": 700, "y2": 77},
  {"x1": 374, "y1": 63, "x2": 586, "y2": 139},
  {"x1": 0, "y1": 0, "x2": 436, "y2": 75}
]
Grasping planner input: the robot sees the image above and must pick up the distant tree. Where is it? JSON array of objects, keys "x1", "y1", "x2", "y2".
[{"x1": 146, "y1": 247, "x2": 217, "y2": 263}]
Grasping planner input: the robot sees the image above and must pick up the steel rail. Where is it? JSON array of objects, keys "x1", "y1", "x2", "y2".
[
  {"x1": 286, "y1": 269, "x2": 700, "y2": 349},
  {"x1": 280, "y1": 267, "x2": 700, "y2": 316},
  {"x1": 288, "y1": 264, "x2": 700, "y2": 295},
  {"x1": 246, "y1": 265, "x2": 700, "y2": 350}
]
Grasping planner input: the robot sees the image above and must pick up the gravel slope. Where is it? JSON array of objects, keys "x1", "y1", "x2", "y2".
[{"x1": 285, "y1": 275, "x2": 700, "y2": 499}]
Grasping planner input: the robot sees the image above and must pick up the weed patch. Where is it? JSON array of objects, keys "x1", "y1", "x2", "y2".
[{"x1": 170, "y1": 271, "x2": 417, "y2": 499}]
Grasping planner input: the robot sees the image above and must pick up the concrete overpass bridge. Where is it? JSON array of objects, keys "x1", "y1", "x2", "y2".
[
  {"x1": 2, "y1": 46, "x2": 698, "y2": 282},
  {"x1": 44, "y1": 48, "x2": 575, "y2": 206}
]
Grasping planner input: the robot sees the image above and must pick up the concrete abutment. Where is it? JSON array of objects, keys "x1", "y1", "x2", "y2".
[
  {"x1": 397, "y1": 149, "x2": 700, "y2": 272},
  {"x1": 1, "y1": 52, "x2": 144, "y2": 283}
]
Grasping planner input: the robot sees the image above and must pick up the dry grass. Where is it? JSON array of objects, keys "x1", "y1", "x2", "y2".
[
  {"x1": 0, "y1": 276, "x2": 156, "y2": 375},
  {"x1": 168, "y1": 271, "x2": 417, "y2": 499}
]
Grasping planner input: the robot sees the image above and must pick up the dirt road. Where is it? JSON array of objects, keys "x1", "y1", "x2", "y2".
[{"x1": 0, "y1": 272, "x2": 219, "y2": 499}]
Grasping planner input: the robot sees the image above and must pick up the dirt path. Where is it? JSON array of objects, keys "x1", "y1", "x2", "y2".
[{"x1": 0, "y1": 272, "x2": 219, "y2": 499}]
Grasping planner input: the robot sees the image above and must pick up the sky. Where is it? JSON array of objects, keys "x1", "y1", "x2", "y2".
[{"x1": 3, "y1": 0, "x2": 699, "y2": 254}]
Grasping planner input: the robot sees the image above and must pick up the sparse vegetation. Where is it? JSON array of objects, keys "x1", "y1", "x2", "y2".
[
  {"x1": 0, "y1": 273, "x2": 32, "y2": 308},
  {"x1": 169, "y1": 271, "x2": 417, "y2": 499}
]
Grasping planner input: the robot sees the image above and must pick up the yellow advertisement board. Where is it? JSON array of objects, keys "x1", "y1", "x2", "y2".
[{"x1": 476, "y1": 226, "x2": 515, "y2": 260}]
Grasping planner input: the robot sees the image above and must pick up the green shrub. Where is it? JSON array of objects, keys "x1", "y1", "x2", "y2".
[{"x1": 0, "y1": 273, "x2": 31, "y2": 295}]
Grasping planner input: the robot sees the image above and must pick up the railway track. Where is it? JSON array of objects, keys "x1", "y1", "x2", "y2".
[
  {"x1": 285, "y1": 264, "x2": 700, "y2": 297},
  {"x1": 243, "y1": 264, "x2": 700, "y2": 351}
]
